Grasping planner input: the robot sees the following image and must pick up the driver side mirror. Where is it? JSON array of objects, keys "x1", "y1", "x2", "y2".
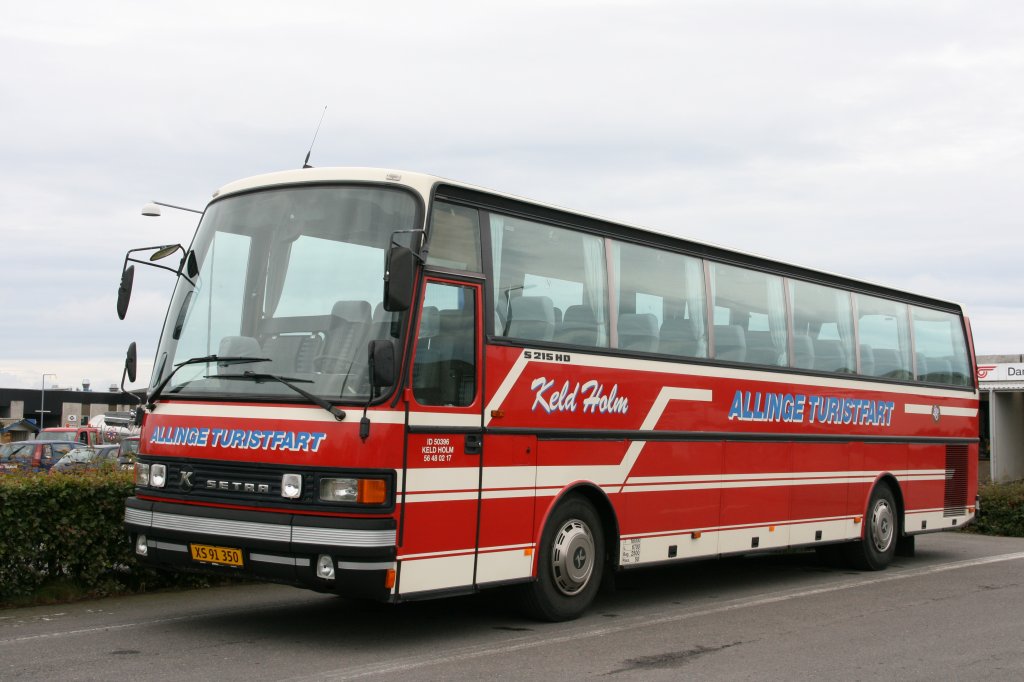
[
  {"x1": 116, "y1": 265, "x2": 135, "y2": 320},
  {"x1": 383, "y1": 245, "x2": 415, "y2": 312}
]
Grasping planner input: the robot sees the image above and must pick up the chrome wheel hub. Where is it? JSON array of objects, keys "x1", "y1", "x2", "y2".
[
  {"x1": 870, "y1": 499, "x2": 894, "y2": 553},
  {"x1": 550, "y1": 518, "x2": 595, "y2": 595}
]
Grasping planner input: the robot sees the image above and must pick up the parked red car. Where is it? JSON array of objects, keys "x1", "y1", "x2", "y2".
[
  {"x1": 37, "y1": 427, "x2": 102, "y2": 447},
  {"x1": 0, "y1": 440, "x2": 81, "y2": 472}
]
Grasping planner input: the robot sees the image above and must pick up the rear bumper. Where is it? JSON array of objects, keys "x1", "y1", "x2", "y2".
[{"x1": 125, "y1": 497, "x2": 397, "y2": 599}]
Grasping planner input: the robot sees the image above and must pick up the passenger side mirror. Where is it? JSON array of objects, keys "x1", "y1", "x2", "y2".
[
  {"x1": 116, "y1": 265, "x2": 135, "y2": 320},
  {"x1": 185, "y1": 251, "x2": 199, "y2": 279},
  {"x1": 124, "y1": 341, "x2": 138, "y2": 384},
  {"x1": 383, "y1": 245, "x2": 415, "y2": 312},
  {"x1": 368, "y1": 339, "x2": 397, "y2": 388}
]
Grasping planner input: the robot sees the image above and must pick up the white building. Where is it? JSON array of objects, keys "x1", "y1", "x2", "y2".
[{"x1": 977, "y1": 355, "x2": 1024, "y2": 482}]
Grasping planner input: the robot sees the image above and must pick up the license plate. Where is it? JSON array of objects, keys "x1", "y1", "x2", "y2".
[{"x1": 190, "y1": 543, "x2": 244, "y2": 567}]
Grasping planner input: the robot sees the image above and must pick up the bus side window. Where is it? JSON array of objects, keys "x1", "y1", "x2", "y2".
[
  {"x1": 910, "y1": 305, "x2": 971, "y2": 386},
  {"x1": 489, "y1": 213, "x2": 609, "y2": 347},
  {"x1": 855, "y1": 294, "x2": 912, "y2": 380},
  {"x1": 426, "y1": 202, "x2": 482, "y2": 272}
]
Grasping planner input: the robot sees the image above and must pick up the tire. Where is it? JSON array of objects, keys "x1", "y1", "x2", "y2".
[
  {"x1": 521, "y1": 496, "x2": 605, "y2": 621},
  {"x1": 843, "y1": 484, "x2": 898, "y2": 571}
]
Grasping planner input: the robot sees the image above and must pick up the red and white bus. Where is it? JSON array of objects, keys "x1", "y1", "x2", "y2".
[{"x1": 121, "y1": 167, "x2": 978, "y2": 620}]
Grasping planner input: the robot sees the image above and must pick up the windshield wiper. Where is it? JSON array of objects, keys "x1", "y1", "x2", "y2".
[
  {"x1": 216, "y1": 371, "x2": 346, "y2": 421},
  {"x1": 146, "y1": 355, "x2": 270, "y2": 409}
]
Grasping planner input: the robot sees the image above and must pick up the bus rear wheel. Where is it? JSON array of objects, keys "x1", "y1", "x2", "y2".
[
  {"x1": 843, "y1": 483, "x2": 898, "y2": 571},
  {"x1": 521, "y1": 496, "x2": 604, "y2": 621}
]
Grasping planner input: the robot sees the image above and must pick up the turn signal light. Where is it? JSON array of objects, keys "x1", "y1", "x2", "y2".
[{"x1": 358, "y1": 479, "x2": 387, "y2": 505}]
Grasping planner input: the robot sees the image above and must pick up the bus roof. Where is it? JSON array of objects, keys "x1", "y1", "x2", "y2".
[{"x1": 212, "y1": 166, "x2": 965, "y2": 314}]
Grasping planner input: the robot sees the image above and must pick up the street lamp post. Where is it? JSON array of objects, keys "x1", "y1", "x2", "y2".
[{"x1": 39, "y1": 373, "x2": 56, "y2": 431}]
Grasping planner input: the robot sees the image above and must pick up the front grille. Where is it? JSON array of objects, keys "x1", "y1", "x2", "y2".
[
  {"x1": 136, "y1": 457, "x2": 394, "y2": 514},
  {"x1": 944, "y1": 444, "x2": 969, "y2": 516},
  {"x1": 158, "y1": 459, "x2": 313, "y2": 504}
]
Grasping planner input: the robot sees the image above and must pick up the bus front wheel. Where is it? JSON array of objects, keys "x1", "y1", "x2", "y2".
[
  {"x1": 844, "y1": 483, "x2": 898, "y2": 571},
  {"x1": 522, "y1": 496, "x2": 604, "y2": 621}
]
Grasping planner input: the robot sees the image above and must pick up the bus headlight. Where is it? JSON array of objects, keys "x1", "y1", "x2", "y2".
[
  {"x1": 281, "y1": 473, "x2": 302, "y2": 499},
  {"x1": 319, "y1": 477, "x2": 387, "y2": 505},
  {"x1": 136, "y1": 463, "x2": 150, "y2": 486}
]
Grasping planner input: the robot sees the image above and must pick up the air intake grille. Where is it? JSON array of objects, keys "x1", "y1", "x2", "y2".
[{"x1": 944, "y1": 444, "x2": 969, "y2": 516}]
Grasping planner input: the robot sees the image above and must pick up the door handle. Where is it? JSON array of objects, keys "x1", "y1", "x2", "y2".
[{"x1": 465, "y1": 434, "x2": 482, "y2": 455}]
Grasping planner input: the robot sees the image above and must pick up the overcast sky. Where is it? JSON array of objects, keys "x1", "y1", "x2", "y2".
[{"x1": 1, "y1": 1, "x2": 1022, "y2": 392}]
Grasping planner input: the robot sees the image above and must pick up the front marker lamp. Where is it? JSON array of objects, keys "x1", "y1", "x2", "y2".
[
  {"x1": 281, "y1": 473, "x2": 302, "y2": 499},
  {"x1": 135, "y1": 534, "x2": 148, "y2": 556},
  {"x1": 136, "y1": 463, "x2": 150, "y2": 486},
  {"x1": 150, "y1": 463, "x2": 167, "y2": 488},
  {"x1": 316, "y1": 554, "x2": 335, "y2": 580}
]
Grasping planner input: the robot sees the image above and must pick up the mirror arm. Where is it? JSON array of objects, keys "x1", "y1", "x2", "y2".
[
  {"x1": 124, "y1": 256, "x2": 196, "y2": 286},
  {"x1": 388, "y1": 229, "x2": 427, "y2": 261},
  {"x1": 121, "y1": 244, "x2": 197, "y2": 287}
]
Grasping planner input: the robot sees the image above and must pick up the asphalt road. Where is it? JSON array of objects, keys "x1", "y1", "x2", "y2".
[{"x1": 3, "y1": 532, "x2": 1024, "y2": 681}]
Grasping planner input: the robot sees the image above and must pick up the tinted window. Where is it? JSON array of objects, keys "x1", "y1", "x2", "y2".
[
  {"x1": 855, "y1": 294, "x2": 912, "y2": 380},
  {"x1": 911, "y1": 306, "x2": 971, "y2": 386},
  {"x1": 789, "y1": 280, "x2": 855, "y2": 374},
  {"x1": 412, "y1": 282, "x2": 477, "y2": 407},
  {"x1": 490, "y1": 214, "x2": 608, "y2": 347},
  {"x1": 612, "y1": 241, "x2": 707, "y2": 357},
  {"x1": 426, "y1": 202, "x2": 481, "y2": 272},
  {"x1": 710, "y1": 263, "x2": 788, "y2": 366}
]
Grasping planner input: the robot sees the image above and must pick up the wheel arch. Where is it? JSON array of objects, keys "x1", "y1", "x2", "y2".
[
  {"x1": 866, "y1": 473, "x2": 906, "y2": 537},
  {"x1": 534, "y1": 482, "x2": 620, "y2": 574}
]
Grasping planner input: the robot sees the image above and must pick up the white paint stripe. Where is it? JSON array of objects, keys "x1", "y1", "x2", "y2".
[
  {"x1": 622, "y1": 514, "x2": 858, "y2": 539},
  {"x1": 398, "y1": 543, "x2": 534, "y2": 561},
  {"x1": 406, "y1": 467, "x2": 479, "y2": 490},
  {"x1": 477, "y1": 542, "x2": 535, "y2": 553},
  {"x1": 407, "y1": 412, "x2": 481, "y2": 428},
  {"x1": 623, "y1": 477, "x2": 875, "y2": 493},
  {"x1": 625, "y1": 469, "x2": 947, "y2": 485},
  {"x1": 403, "y1": 491, "x2": 480, "y2": 503},
  {"x1": 484, "y1": 350, "x2": 531, "y2": 426},
  {"x1": 904, "y1": 403, "x2": 978, "y2": 417},
  {"x1": 153, "y1": 402, "x2": 408, "y2": 424},
  {"x1": 398, "y1": 548, "x2": 476, "y2": 560},
  {"x1": 302, "y1": 551, "x2": 1024, "y2": 680},
  {"x1": 155, "y1": 402, "x2": 493, "y2": 426},
  {"x1": 400, "y1": 467, "x2": 949, "y2": 501}
]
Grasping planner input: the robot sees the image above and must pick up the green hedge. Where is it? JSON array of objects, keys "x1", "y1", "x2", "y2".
[
  {"x1": 974, "y1": 480, "x2": 1024, "y2": 537},
  {"x1": 3, "y1": 471, "x2": 1021, "y2": 604},
  {"x1": 0, "y1": 470, "x2": 226, "y2": 605}
]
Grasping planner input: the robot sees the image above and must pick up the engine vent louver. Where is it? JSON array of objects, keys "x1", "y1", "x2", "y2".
[{"x1": 944, "y1": 444, "x2": 969, "y2": 517}]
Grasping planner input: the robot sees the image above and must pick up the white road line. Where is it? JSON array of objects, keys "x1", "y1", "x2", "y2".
[
  {"x1": 0, "y1": 597, "x2": 310, "y2": 646},
  {"x1": 294, "y1": 550, "x2": 1024, "y2": 680}
]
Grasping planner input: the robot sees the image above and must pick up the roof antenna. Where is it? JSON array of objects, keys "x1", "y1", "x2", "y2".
[{"x1": 302, "y1": 105, "x2": 328, "y2": 169}]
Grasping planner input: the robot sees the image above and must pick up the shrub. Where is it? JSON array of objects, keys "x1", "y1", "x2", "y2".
[
  {"x1": 973, "y1": 480, "x2": 1024, "y2": 537},
  {"x1": 0, "y1": 470, "x2": 234, "y2": 605}
]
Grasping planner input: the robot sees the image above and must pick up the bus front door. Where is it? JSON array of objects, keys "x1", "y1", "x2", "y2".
[{"x1": 397, "y1": 277, "x2": 483, "y2": 596}]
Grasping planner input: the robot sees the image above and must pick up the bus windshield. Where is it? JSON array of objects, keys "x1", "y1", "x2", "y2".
[{"x1": 152, "y1": 184, "x2": 418, "y2": 402}]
